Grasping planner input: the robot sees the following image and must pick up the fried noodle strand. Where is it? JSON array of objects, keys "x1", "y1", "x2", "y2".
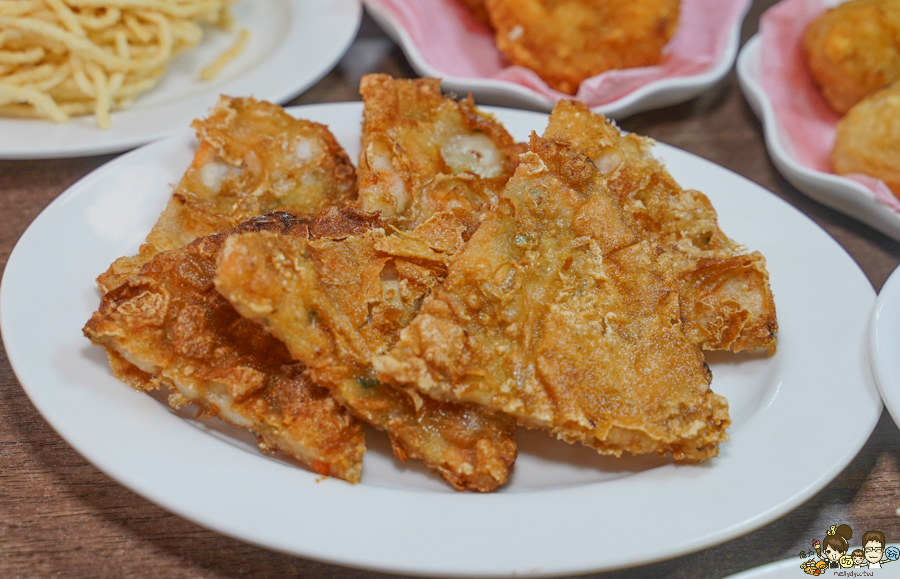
[{"x1": 0, "y1": 0, "x2": 244, "y2": 128}]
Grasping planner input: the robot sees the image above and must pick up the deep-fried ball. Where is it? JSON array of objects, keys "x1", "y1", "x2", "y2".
[
  {"x1": 803, "y1": 0, "x2": 900, "y2": 115},
  {"x1": 832, "y1": 82, "x2": 900, "y2": 199}
]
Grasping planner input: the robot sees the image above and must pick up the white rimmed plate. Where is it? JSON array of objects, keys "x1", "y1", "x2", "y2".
[
  {"x1": 737, "y1": 34, "x2": 900, "y2": 243},
  {"x1": 722, "y1": 545, "x2": 900, "y2": 578},
  {"x1": 724, "y1": 557, "x2": 817, "y2": 579},
  {"x1": 0, "y1": 0, "x2": 361, "y2": 160},
  {"x1": 872, "y1": 265, "x2": 900, "y2": 432},
  {"x1": 365, "y1": 0, "x2": 748, "y2": 118},
  {"x1": 0, "y1": 103, "x2": 882, "y2": 577}
]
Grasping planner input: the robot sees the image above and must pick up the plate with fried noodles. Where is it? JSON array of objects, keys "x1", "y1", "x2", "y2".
[
  {"x1": 0, "y1": 0, "x2": 361, "y2": 159},
  {"x1": 0, "y1": 103, "x2": 882, "y2": 576}
]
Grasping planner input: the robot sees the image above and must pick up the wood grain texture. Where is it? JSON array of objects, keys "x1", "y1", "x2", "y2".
[{"x1": 2, "y1": 2, "x2": 900, "y2": 577}]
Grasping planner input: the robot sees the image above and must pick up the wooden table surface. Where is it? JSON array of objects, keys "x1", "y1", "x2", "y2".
[{"x1": 3, "y1": 2, "x2": 900, "y2": 577}]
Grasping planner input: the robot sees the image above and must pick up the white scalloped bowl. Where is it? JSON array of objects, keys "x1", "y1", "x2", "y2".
[
  {"x1": 365, "y1": 0, "x2": 749, "y2": 119},
  {"x1": 737, "y1": 34, "x2": 900, "y2": 243}
]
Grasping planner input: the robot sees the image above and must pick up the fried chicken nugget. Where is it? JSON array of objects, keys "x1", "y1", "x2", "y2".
[
  {"x1": 485, "y1": 0, "x2": 680, "y2": 95},
  {"x1": 98, "y1": 95, "x2": 356, "y2": 292},
  {"x1": 84, "y1": 212, "x2": 366, "y2": 483},
  {"x1": 832, "y1": 82, "x2": 900, "y2": 199},
  {"x1": 358, "y1": 74, "x2": 523, "y2": 230},
  {"x1": 544, "y1": 101, "x2": 777, "y2": 353},
  {"x1": 215, "y1": 209, "x2": 517, "y2": 492},
  {"x1": 803, "y1": 0, "x2": 900, "y2": 115},
  {"x1": 374, "y1": 135, "x2": 730, "y2": 462}
]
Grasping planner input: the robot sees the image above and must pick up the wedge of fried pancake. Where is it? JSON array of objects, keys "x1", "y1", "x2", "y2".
[
  {"x1": 357, "y1": 74, "x2": 523, "y2": 230},
  {"x1": 544, "y1": 100, "x2": 777, "y2": 353},
  {"x1": 215, "y1": 210, "x2": 517, "y2": 491},
  {"x1": 374, "y1": 135, "x2": 730, "y2": 462},
  {"x1": 84, "y1": 212, "x2": 365, "y2": 483},
  {"x1": 98, "y1": 96, "x2": 357, "y2": 293}
]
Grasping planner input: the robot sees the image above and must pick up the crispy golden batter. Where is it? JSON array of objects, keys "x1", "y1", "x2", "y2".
[
  {"x1": 374, "y1": 135, "x2": 729, "y2": 462},
  {"x1": 485, "y1": 0, "x2": 680, "y2": 95},
  {"x1": 84, "y1": 212, "x2": 366, "y2": 483},
  {"x1": 544, "y1": 101, "x2": 777, "y2": 353},
  {"x1": 215, "y1": 210, "x2": 517, "y2": 492},
  {"x1": 98, "y1": 95, "x2": 356, "y2": 292},
  {"x1": 357, "y1": 74, "x2": 523, "y2": 230},
  {"x1": 803, "y1": 0, "x2": 900, "y2": 115},
  {"x1": 832, "y1": 82, "x2": 900, "y2": 200}
]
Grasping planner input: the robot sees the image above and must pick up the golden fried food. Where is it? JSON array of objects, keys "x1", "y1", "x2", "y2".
[
  {"x1": 803, "y1": 0, "x2": 900, "y2": 115},
  {"x1": 544, "y1": 100, "x2": 777, "y2": 353},
  {"x1": 98, "y1": 95, "x2": 356, "y2": 292},
  {"x1": 215, "y1": 208, "x2": 517, "y2": 491},
  {"x1": 832, "y1": 82, "x2": 900, "y2": 199},
  {"x1": 357, "y1": 74, "x2": 523, "y2": 230},
  {"x1": 83, "y1": 212, "x2": 366, "y2": 483},
  {"x1": 374, "y1": 135, "x2": 730, "y2": 462},
  {"x1": 0, "y1": 0, "x2": 241, "y2": 128},
  {"x1": 484, "y1": 0, "x2": 680, "y2": 95}
]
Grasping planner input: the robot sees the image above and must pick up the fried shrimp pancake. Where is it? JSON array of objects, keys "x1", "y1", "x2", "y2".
[
  {"x1": 98, "y1": 95, "x2": 356, "y2": 292},
  {"x1": 83, "y1": 212, "x2": 366, "y2": 483},
  {"x1": 485, "y1": 0, "x2": 680, "y2": 95},
  {"x1": 544, "y1": 100, "x2": 777, "y2": 353},
  {"x1": 803, "y1": 0, "x2": 900, "y2": 115},
  {"x1": 215, "y1": 209, "x2": 517, "y2": 492},
  {"x1": 357, "y1": 74, "x2": 523, "y2": 230},
  {"x1": 374, "y1": 135, "x2": 730, "y2": 462},
  {"x1": 832, "y1": 82, "x2": 900, "y2": 199}
]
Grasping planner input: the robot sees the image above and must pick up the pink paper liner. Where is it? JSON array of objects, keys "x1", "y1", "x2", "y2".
[
  {"x1": 365, "y1": 0, "x2": 750, "y2": 106},
  {"x1": 758, "y1": 0, "x2": 900, "y2": 213}
]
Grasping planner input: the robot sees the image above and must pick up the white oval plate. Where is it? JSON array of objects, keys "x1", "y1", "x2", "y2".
[
  {"x1": 737, "y1": 34, "x2": 900, "y2": 243},
  {"x1": 725, "y1": 557, "x2": 819, "y2": 579},
  {"x1": 364, "y1": 0, "x2": 749, "y2": 118},
  {"x1": 0, "y1": 103, "x2": 881, "y2": 577},
  {"x1": 723, "y1": 545, "x2": 900, "y2": 578},
  {"x1": 0, "y1": 0, "x2": 361, "y2": 160},
  {"x1": 872, "y1": 265, "x2": 900, "y2": 433}
]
